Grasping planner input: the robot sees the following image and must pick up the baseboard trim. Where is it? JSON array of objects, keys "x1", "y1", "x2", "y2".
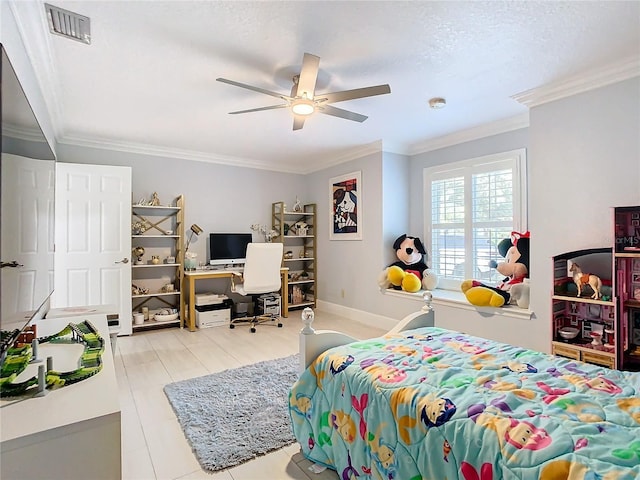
[{"x1": 316, "y1": 300, "x2": 397, "y2": 331}]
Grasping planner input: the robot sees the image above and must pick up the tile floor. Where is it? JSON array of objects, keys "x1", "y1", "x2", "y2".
[{"x1": 116, "y1": 310, "x2": 387, "y2": 480}]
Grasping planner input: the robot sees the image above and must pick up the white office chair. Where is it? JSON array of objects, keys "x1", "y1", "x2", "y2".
[{"x1": 230, "y1": 242, "x2": 284, "y2": 332}]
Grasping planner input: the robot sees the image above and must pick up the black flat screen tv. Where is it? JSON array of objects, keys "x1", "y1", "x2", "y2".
[
  {"x1": 1, "y1": 45, "x2": 56, "y2": 365},
  {"x1": 209, "y1": 233, "x2": 252, "y2": 266}
]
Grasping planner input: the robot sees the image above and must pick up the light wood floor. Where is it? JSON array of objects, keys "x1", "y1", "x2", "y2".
[{"x1": 116, "y1": 310, "x2": 387, "y2": 480}]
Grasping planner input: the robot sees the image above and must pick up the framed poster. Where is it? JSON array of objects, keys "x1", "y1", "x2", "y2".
[{"x1": 330, "y1": 171, "x2": 362, "y2": 240}]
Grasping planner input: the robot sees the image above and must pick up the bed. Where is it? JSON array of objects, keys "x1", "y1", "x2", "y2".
[{"x1": 289, "y1": 301, "x2": 640, "y2": 479}]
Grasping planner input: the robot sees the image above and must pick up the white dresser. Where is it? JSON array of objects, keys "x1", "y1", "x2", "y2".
[{"x1": 1, "y1": 312, "x2": 121, "y2": 480}]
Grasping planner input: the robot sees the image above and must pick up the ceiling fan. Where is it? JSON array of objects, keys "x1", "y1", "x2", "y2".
[{"x1": 216, "y1": 53, "x2": 391, "y2": 131}]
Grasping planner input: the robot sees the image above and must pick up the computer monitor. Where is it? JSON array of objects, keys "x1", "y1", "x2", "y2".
[{"x1": 209, "y1": 233, "x2": 252, "y2": 266}]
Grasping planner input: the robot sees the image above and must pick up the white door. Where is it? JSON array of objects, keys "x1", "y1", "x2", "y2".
[
  {"x1": 53, "y1": 163, "x2": 132, "y2": 335},
  {"x1": 1, "y1": 154, "x2": 55, "y2": 323}
]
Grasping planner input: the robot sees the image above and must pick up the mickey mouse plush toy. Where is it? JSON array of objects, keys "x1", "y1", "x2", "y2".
[
  {"x1": 378, "y1": 234, "x2": 438, "y2": 293},
  {"x1": 461, "y1": 231, "x2": 530, "y2": 308}
]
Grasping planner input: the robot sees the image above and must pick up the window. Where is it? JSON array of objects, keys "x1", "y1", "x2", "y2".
[{"x1": 424, "y1": 149, "x2": 527, "y2": 290}]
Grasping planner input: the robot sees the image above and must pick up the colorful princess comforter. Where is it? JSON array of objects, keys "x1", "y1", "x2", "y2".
[{"x1": 289, "y1": 327, "x2": 640, "y2": 479}]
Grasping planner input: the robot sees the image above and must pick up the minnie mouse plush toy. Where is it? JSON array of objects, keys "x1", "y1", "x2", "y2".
[{"x1": 461, "y1": 231, "x2": 530, "y2": 308}]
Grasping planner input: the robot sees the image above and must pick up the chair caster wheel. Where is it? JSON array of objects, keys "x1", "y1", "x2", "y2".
[
  {"x1": 229, "y1": 324, "x2": 235, "y2": 329},
  {"x1": 278, "y1": 323, "x2": 283, "y2": 328},
  {"x1": 250, "y1": 327, "x2": 256, "y2": 333}
]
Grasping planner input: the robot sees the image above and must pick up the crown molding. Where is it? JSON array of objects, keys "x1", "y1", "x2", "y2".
[
  {"x1": 302, "y1": 140, "x2": 383, "y2": 174},
  {"x1": 512, "y1": 56, "x2": 640, "y2": 107},
  {"x1": 407, "y1": 114, "x2": 529, "y2": 155},
  {"x1": 380, "y1": 141, "x2": 411, "y2": 156},
  {"x1": 9, "y1": 1, "x2": 65, "y2": 140},
  {"x1": 59, "y1": 134, "x2": 383, "y2": 175},
  {"x1": 57, "y1": 134, "x2": 306, "y2": 173},
  {"x1": 3, "y1": 123, "x2": 48, "y2": 143}
]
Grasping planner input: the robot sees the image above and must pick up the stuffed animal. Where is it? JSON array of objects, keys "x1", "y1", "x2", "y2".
[
  {"x1": 510, "y1": 280, "x2": 530, "y2": 309},
  {"x1": 378, "y1": 234, "x2": 438, "y2": 293},
  {"x1": 461, "y1": 231, "x2": 530, "y2": 308}
]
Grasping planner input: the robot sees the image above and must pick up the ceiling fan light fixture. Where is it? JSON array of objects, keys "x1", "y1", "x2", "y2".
[
  {"x1": 217, "y1": 53, "x2": 391, "y2": 130},
  {"x1": 291, "y1": 99, "x2": 315, "y2": 116},
  {"x1": 428, "y1": 97, "x2": 447, "y2": 109}
]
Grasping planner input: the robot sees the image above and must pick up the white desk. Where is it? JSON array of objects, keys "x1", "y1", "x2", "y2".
[
  {"x1": 182, "y1": 268, "x2": 289, "y2": 332},
  {"x1": 0, "y1": 313, "x2": 121, "y2": 480}
]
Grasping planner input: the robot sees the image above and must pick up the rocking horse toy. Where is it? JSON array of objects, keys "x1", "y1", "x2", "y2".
[{"x1": 569, "y1": 262, "x2": 602, "y2": 299}]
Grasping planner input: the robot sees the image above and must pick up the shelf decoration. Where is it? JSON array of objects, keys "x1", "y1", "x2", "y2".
[
  {"x1": 133, "y1": 246, "x2": 145, "y2": 264},
  {"x1": 250, "y1": 223, "x2": 278, "y2": 242},
  {"x1": 185, "y1": 252, "x2": 198, "y2": 271},
  {"x1": 132, "y1": 284, "x2": 149, "y2": 295},
  {"x1": 132, "y1": 220, "x2": 151, "y2": 235}
]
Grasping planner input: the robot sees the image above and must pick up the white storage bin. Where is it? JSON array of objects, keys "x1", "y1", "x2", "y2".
[{"x1": 258, "y1": 294, "x2": 281, "y2": 316}]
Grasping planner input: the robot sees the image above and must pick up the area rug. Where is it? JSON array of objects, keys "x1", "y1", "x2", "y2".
[{"x1": 163, "y1": 354, "x2": 299, "y2": 472}]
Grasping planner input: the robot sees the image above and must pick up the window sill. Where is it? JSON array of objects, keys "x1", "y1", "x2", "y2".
[{"x1": 381, "y1": 288, "x2": 533, "y2": 320}]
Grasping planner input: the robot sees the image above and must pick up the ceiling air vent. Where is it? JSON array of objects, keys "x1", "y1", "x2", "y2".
[{"x1": 45, "y1": 3, "x2": 91, "y2": 44}]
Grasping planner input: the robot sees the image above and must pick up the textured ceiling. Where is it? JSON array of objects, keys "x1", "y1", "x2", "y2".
[{"x1": 11, "y1": 1, "x2": 640, "y2": 173}]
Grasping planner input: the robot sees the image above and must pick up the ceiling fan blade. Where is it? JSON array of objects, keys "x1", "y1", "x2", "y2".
[
  {"x1": 216, "y1": 78, "x2": 290, "y2": 101},
  {"x1": 293, "y1": 115, "x2": 306, "y2": 131},
  {"x1": 319, "y1": 105, "x2": 368, "y2": 123},
  {"x1": 296, "y1": 53, "x2": 320, "y2": 99},
  {"x1": 318, "y1": 84, "x2": 391, "y2": 104},
  {"x1": 228, "y1": 104, "x2": 288, "y2": 115},
  {"x1": 290, "y1": 79, "x2": 299, "y2": 98}
]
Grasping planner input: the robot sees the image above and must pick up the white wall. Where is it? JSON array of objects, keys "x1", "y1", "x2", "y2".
[
  {"x1": 528, "y1": 76, "x2": 640, "y2": 353},
  {"x1": 306, "y1": 153, "x2": 383, "y2": 308},
  {"x1": 381, "y1": 152, "x2": 411, "y2": 267}
]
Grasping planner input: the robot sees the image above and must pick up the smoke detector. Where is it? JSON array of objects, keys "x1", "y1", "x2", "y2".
[
  {"x1": 45, "y1": 3, "x2": 91, "y2": 44},
  {"x1": 428, "y1": 97, "x2": 446, "y2": 109}
]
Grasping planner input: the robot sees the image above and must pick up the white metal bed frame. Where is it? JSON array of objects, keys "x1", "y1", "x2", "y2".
[{"x1": 298, "y1": 292, "x2": 435, "y2": 373}]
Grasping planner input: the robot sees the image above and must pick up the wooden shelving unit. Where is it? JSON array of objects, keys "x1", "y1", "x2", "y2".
[
  {"x1": 272, "y1": 201, "x2": 316, "y2": 315},
  {"x1": 614, "y1": 205, "x2": 640, "y2": 371},
  {"x1": 551, "y1": 248, "x2": 617, "y2": 369},
  {"x1": 131, "y1": 195, "x2": 184, "y2": 331},
  {"x1": 550, "y1": 206, "x2": 640, "y2": 371}
]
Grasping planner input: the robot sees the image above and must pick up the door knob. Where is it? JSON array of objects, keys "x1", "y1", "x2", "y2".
[{"x1": 115, "y1": 258, "x2": 129, "y2": 264}]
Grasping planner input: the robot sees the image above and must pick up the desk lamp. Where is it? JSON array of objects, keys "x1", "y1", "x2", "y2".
[{"x1": 185, "y1": 223, "x2": 203, "y2": 253}]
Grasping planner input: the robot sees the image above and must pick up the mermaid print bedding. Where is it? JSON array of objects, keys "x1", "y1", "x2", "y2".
[{"x1": 289, "y1": 327, "x2": 640, "y2": 479}]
